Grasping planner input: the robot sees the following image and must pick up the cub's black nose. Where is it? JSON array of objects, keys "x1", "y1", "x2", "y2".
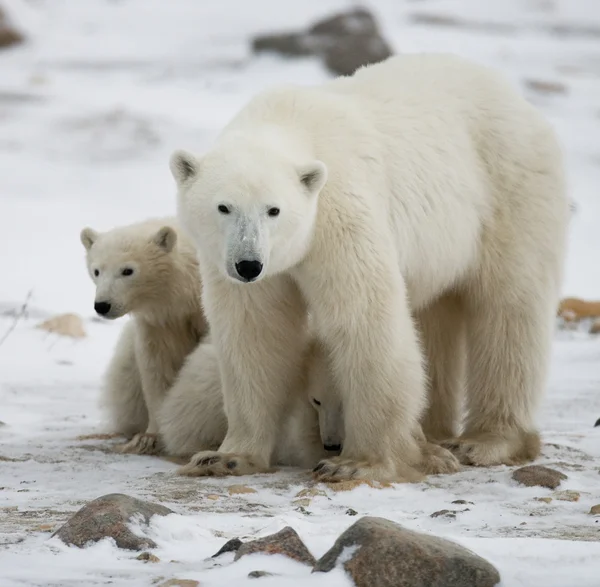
[
  {"x1": 235, "y1": 260, "x2": 263, "y2": 281},
  {"x1": 94, "y1": 301, "x2": 111, "y2": 315},
  {"x1": 324, "y1": 443, "x2": 341, "y2": 453}
]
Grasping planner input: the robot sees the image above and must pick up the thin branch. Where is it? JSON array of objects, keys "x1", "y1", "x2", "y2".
[{"x1": 0, "y1": 290, "x2": 33, "y2": 348}]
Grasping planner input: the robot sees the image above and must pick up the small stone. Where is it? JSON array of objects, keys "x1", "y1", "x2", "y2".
[
  {"x1": 589, "y1": 504, "x2": 600, "y2": 515},
  {"x1": 235, "y1": 527, "x2": 316, "y2": 566},
  {"x1": 211, "y1": 538, "x2": 243, "y2": 558},
  {"x1": 535, "y1": 497, "x2": 553, "y2": 504},
  {"x1": 227, "y1": 485, "x2": 257, "y2": 495},
  {"x1": 295, "y1": 487, "x2": 326, "y2": 498},
  {"x1": 137, "y1": 552, "x2": 160, "y2": 563},
  {"x1": 430, "y1": 509, "x2": 457, "y2": 519},
  {"x1": 0, "y1": 7, "x2": 24, "y2": 50},
  {"x1": 292, "y1": 498, "x2": 311, "y2": 507},
  {"x1": 52, "y1": 493, "x2": 173, "y2": 550},
  {"x1": 595, "y1": 418, "x2": 600, "y2": 428},
  {"x1": 248, "y1": 571, "x2": 277, "y2": 579},
  {"x1": 205, "y1": 494, "x2": 220, "y2": 501},
  {"x1": 346, "y1": 508, "x2": 358, "y2": 516},
  {"x1": 451, "y1": 499, "x2": 473, "y2": 505},
  {"x1": 322, "y1": 33, "x2": 392, "y2": 77},
  {"x1": 156, "y1": 581, "x2": 199, "y2": 587},
  {"x1": 553, "y1": 490, "x2": 580, "y2": 502},
  {"x1": 314, "y1": 516, "x2": 500, "y2": 587},
  {"x1": 37, "y1": 313, "x2": 86, "y2": 339},
  {"x1": 525, "y1": 79, "x2": 567, "y2": 95},
  {"x1": 590, "y1": 318, "x2": 600, "y2": 335},
  {"x1": 512, "y1": 465, "x2": 567, "y2": 489}
]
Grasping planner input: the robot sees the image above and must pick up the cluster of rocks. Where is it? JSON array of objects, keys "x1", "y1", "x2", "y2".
[
  {"x1": 52, "y1": 493, "x2": 501, "y2": 586},
  {"x1": 251, "y1": 7, "x2": 393, "y2": 77},
  {"x1": 0, "y1": 6, "x2": 24, "y2": 50}
]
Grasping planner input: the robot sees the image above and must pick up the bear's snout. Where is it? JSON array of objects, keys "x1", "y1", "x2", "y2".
[
  {"x1": 94, "y1": 301, "x2": 112, "y2": 316},
  {"x1": 235, "y1": 260, "x2": 263, "y2": 282}
]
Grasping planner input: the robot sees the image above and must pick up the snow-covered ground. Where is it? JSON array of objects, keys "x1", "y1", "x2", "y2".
[{"x1": 1, "y1": 0, "x2": 599, "y2": 585}]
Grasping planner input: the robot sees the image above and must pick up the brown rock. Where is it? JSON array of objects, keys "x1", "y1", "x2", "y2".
[
  {"x1": 0, "y1": 7, "x2": 24, "y2": 50},
  {"x1": 535, "y1": 497, "x2": 553, "y2": 504},
  {"x1": 252, "y1": 8, "x2": 392, "y2": 77},
  {"x1": 156, "y1": 581, "x2": 199, "y2": 587},
  {"x1": 590, "y1": 318, "x2": 600, "y2": 335},
  {"x1": 314, "y1": 516, "x2": 501, "y2": 587},
  {"x1": 589, "y1": 504, "x2": 600, "y2": 515},
  {"x1": 235, "y1": 527, "x2": 316, "y2": 566},
  {"x1": 37, "y1": 313, "x2": 86, "y2": 339},
  {"x1": 137, "y1": 551, "x2": 160, "y2": 562},
  {"x1": 52, "y1": 493, "x2": 173, "y2": 550},
  {"x1": 211, "y1": 537, "x2": 243, "y2": 558},
  {"x1": 525, "y1": 79, "x2": 567, "y2": 95},
  {"x1": 512, "y1": 465, "x2": 567, "y2": 489},
  {"x1": 323, "y1": 33, "x2": 392, "y2": 76},
  {"x1": 553, "y1": 490, "x2": 580, "y2": 502},
  {"x1": 430, "y1": 509, "x2": 457, "y2": 519},
  {"x1": 227, "y1": 484, "x2": 257, "y2": 495}
]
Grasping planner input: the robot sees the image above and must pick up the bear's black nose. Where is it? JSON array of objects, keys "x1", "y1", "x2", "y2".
[
  {"x1": 235, "y1": 260, "x2": 263, "y2": 281},
  {"x1": 324, "y1": 443, "x2": 342, "y2": 453},
  {"x1": 94, "y1": 301, "x2": 111, "y2": 315}
]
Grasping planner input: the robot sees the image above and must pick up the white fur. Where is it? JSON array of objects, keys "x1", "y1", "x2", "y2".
[
  {"x1": 171, "y1": 53, "x2": 569, "y2": 482},
  {"x1": 81, "y1": 217, "x2": 209, "y2": 454}
]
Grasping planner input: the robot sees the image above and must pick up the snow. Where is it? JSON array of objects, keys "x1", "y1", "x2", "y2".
[{"x1": 1, "y1": 0, "x2": 600, "y2": 585}]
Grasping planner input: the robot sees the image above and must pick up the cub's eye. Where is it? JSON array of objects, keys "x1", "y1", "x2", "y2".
[
  {"x1": 312, "y1": 398, "x2": 321, "y2": 406},
  {"x1": 93, "y1": 269, "x2": 100, "y2": 277},
  {"x1": 218, "y1": 204, "x2": 230, "y2": 214},
  {"x1": 267, "y1": 207, "x2": 280, "y2": 217},
  {"x1": 121, "y1": 268, "x2": 134, "y2": 276}
]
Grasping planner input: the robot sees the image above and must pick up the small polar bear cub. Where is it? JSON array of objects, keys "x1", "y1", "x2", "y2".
[
  {"x1": 80, "y1": 218, "x2": 209, "y2": 454},
  {"x1": 171, "y1": 52, "x2": 569, "y2": 484}
]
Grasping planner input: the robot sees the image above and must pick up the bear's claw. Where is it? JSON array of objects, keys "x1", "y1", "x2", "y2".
[
  {"x1": 177, "y1": 450, "x2": 273, "y2": 477},
  {"x1": 116, "y1": 432, "x2": 162, "y2": 455}
]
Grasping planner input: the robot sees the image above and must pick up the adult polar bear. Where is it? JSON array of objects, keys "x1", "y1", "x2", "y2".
[{"x1": 170, "y1": 53, "x2": 569, "y2": 483}]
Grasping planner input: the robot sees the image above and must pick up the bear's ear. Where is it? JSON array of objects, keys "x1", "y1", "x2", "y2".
[
  {"x1": 170, "y1": 150, "x2": 200, "y2": 185},
  {"x1": 152, "y1": 226, "x2": 177, "y2": 253},
  {"x1": 298, "y1": 161, "x2": 328, "y2": 196},
  {"x1": 80, "y1": 227, "x2": 99, "y2": 251}
]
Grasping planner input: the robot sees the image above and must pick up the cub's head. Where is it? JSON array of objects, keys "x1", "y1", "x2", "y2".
[
  {"x1": 170, "y1": 136, "x2": 327, "y2": 283},
  {"x1": 80, "y1": 222, "x2": 178, "y2": 319}
]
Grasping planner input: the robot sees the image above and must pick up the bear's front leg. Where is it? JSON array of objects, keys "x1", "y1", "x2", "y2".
[
  {"x1": 178, "y1": 273, "x2": 309, "y2": 478},
  {"x1": 299, "y1": 247, "x2": 427, "y2": 484}
]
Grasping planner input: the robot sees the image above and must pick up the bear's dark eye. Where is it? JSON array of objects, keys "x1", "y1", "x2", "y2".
[
  {"x1": 312, "y1": 398, "x2": 321, "y2": 406},
  {"x1": 218, "y1": 204, "x2": 230, "y2": 214},
  {"x1": 267, "y1": 207, "x2": 280, "y2": 217},
  {"x1": 93, "y1": 269, "x2": 99, "y2": 277},
  {"x1": 122, "y1": 268, "x2": 134, "y2": 276}
]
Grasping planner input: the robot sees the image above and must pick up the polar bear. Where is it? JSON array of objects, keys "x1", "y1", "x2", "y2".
[
  {"x1": 170, "y1": 53, "x2": 569, "y2": 483},
  {"x1": 161, "y1": 338, "x2": 331, "y2": 472},
  {"x1": 80, "y1": 217, "x2": 209, "y2": 454}
]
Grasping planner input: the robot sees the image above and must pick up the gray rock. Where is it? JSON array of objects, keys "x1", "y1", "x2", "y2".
[
  {"x1": 314, "y1": 516, "x2": 501, "y2": 587},
  {"x1": 211, "y1": 537, "x2": 243, "y2": 558},
  {"x1": 252, "y1": 7, "x2": 392, "y2": 77},
  {"x1": 235, "y1": 526, "x2": 316, "y2": 566},
  {"x1": 512, "y1": 465, "x2": 567, "y2": 489},
  {"x1": 248, "y1": 570, "x2": 277, "y2": 579},
  {"x1": 52, "y1": 493, "x2": 173, "y2": 550}
]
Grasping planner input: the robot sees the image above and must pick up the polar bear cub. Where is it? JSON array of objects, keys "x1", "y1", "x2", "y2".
[
  {"x1": 80, "y1": 217, "x2": 209, "y2": 454},
  {"x1": 170, "y1": 53, "x2": 569, "y2": 483}
]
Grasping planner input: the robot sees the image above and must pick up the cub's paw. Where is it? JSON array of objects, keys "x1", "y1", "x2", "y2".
[
  {"x1": 116, "y1": 432, "x2": 162, "y2": 455},
  {"x1": 177, "y1": 451, "x2": 273, "y2": 477},
  {"x1": 420, "y1": 442, "x2": 462, "y2": 475}
]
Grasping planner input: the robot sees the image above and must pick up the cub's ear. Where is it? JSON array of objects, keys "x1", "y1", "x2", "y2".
[
  {"x1": 170, "y1": 150, "x2": 201, "y2": 185},
  {"x1": 152, "y1": 226, "x2": 177, "y2": 253},
  {"x1": 298, "y1": 161, "x2": 328, "y2": 195},
  {"x1": 80, "y1": 227, "x2": 99, "y2": 251}
]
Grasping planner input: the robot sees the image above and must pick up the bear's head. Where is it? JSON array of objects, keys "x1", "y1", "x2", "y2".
[
  {"x1": 169, "y1": 136, "x2": 328, "y2": 284},
  {"x1": 310, "y1": 387, "x2": 344, "y2": 454},
  {"x1": 80, "y1": 223, "x2": 178, "y2": 320}
]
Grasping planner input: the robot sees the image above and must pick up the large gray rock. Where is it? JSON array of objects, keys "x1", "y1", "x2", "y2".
[
  {"x1": 512, "y1": 465, "x2": 567, "y2": 489},
  {"x1": 52, "y1": 493, "x2": 173, "y2": 550},
  {"x1": 314, "y1": 516, "x2": 500, "y2": 587},
  {"x1": 252, "y1": 8, "x2": 393, "y2": 76}
]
